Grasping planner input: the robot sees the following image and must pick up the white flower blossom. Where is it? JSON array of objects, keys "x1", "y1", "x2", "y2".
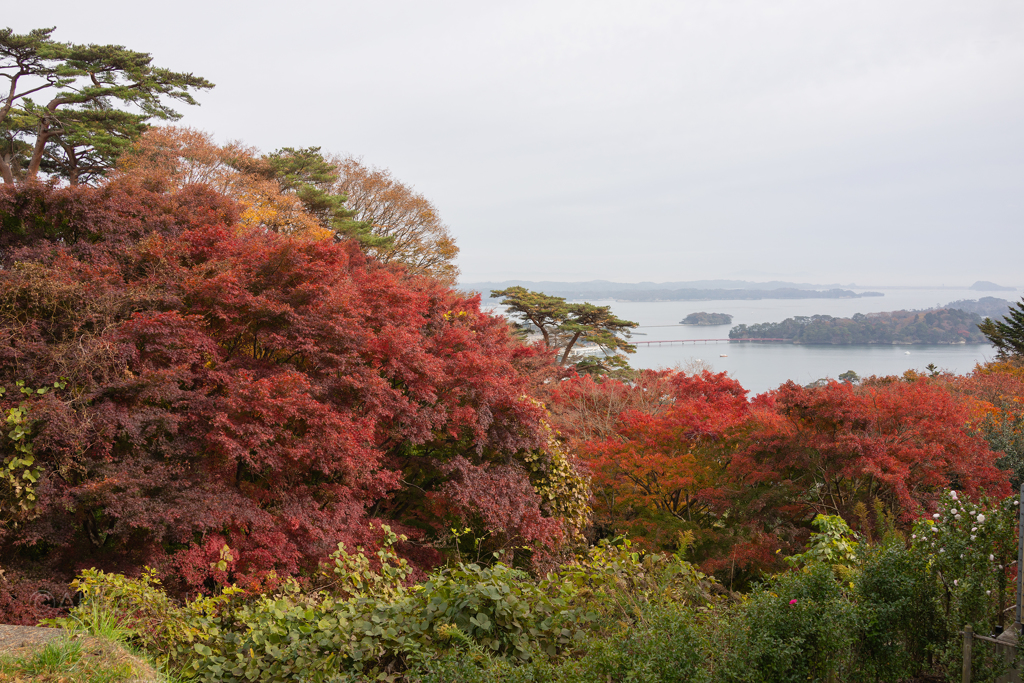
[
  {"x1": 931, "y1": 527, "x2": 940, "y2": 533},
  {"x1": 972, "y1": 527, "x2": 978, "y2": 532},
  {"x1": 955, "y1": 515, "x2": 962, "y2": 521},
  {"x1": 911, "y1": 534, "x2": 917, "y2": 539},
  {"x1": 971, "y1": 535, "x2": 977, "y2": 540},
  {"x1": 951, "y1": 508, "x2": 958, "y2": 514},
  {"x1": 991, "y1": 554, "x2": 995, "y2": 562},
  {"x1": 977, "y1": 514, "x2": 986, "y2": 523},
  {"x1": 954, "y1": 579, "x2": 959, "y2": 586},
  {"x1": 987, "y1": 590, "x2": 992, "y2": 595},
  {"x1": 939, "y1": 548, "x2": 945, "y2": 553},
  {"x1": 933, "y1": 513, "x2": 940, "y2": 519},
  {"x1": 950, "y1": 490, "x2": 958, "y2": 500}
]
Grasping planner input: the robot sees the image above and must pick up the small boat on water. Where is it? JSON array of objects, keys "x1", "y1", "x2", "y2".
[{"x1": 720, "y1": 353, "x2": 728, "y2": 357}]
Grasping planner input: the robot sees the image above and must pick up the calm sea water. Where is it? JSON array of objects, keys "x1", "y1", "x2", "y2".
[{"x1": 547, "y1": 287, "x2": 1016, "y2": 394}]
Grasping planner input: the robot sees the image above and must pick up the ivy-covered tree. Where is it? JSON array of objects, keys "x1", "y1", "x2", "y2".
[{"x1": 0, "y1": 27, "x2": 212, "y2": 185}]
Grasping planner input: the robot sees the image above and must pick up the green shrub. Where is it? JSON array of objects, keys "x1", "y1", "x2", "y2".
[
  {"x1": 568, "y1": 604, "x2": 702, "y2": 683},
  {"x1": 909, "y1": 490, "x2": 1020, "y2": 681},
  {"x1": 851, "y1": 541, "x2": 939, "y2": 682},
  {"x1": 718, "y1": 563, "x2": 855, "y2": 683},
  {"x1": 180, "y1": 530, "x2": 600, "y2": 681},
  {"x1": 420, "y1": 602, "x2": 702, "y2": 683},
  {"x1": 60, "y1": 526, "x2": 1004, "y2": 683},
  {"x1": 48, "y1": 566, "x2": 232, "y2": 674}
]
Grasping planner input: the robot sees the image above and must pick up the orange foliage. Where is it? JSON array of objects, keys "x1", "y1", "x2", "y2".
[
  {"x1": 116, "y1": 127, "x2": 330, "y2": 240},
  {"x1": 548, "y1": 369, "x2": 676, "y2": 442},
  {"x1": 579, "y1": 371, "x2": 750, "y2": 552},
  {"x1": 333, "y1": 156, "x2": 460, "y2": 285}
]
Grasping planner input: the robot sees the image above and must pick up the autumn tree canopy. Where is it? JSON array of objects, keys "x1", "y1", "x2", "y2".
[
  {"x1": 553, "y1": 368, "x2": 1010, "y2": 581},
  {"x1": 116, "y1": 127, "x2": 331, "y2": 239},
  {"x1": 0, "y1": 178, "x2": 580, "y2": 592},
  {"x1": 333, "y1": 156, "x2": 459, "y2": 284},
  {"x1": 0, "y1": 27, "x2": 212, "y2": 185},
  {"x1": 116, "y1": 128, "x2": 455, "y2": 254},
  {"x1": 242, "y1": 147, "x2": 386, "y2": 248}
]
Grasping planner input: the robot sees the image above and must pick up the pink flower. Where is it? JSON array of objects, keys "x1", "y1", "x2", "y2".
[{"x1": 789, "y1": 599, "x2": 798, "y2": 605}]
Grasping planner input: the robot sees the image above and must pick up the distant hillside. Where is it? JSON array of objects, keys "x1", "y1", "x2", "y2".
[
  {"x1": 730, "y1": 308, "x2": 988, "y2": 345},
  {"x1": 464, "y1": 279, "x2": 855, "y2": 296},
  {"x1": 469, "y1": 281, "x2": 882, "y2": 302},
  {"x1": 970, "y1": 281, "x2": 1016, "y2": 292}
]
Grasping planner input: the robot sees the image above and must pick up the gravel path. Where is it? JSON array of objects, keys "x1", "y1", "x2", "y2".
[{"x1": 0, "y1": 624, "x2": 66, "y2": 657}]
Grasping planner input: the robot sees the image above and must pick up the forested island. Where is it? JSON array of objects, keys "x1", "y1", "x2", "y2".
[
  {"x1": 680, "y1": 312, "x2": 733, "y2": 325},
  {"x1": 730, "y1": 307, "x2": 989, "y2": 344}
]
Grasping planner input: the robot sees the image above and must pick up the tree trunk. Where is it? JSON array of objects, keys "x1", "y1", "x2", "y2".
[
  {"x1": 0, "y1": 155, "x2": 13, "y2": 184},
  {"x1": 25, "y1": 102, "x2": 63, "y2": 181},
  {"x1": 560, "y1": 331, "x2": 581, "y2": 365},
  {"x1": 25, "y1": 129, "x2": 50, "y2": 181},
  {"x1": 62, "y1": 142, "x2": 79, "y2": 186}
]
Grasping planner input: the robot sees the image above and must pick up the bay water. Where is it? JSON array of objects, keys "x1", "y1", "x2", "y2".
[{"x1": 570, "y1": 287, "x2": 1016, "y2": 394}]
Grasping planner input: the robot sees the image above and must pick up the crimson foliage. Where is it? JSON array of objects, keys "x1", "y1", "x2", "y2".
[
  {"x1": 0, "y1": 181, "x2": 552, "y2": 597},
  {"x1": 556, "y1": 369, "x2": 1010, "y2": 582},
  {"x1": 723, "y1": 379, "x2": 1009, "y2": 575}
]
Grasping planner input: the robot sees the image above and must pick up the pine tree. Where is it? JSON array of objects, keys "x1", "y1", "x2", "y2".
[
  {"x1": 978, "y1": 298, "x2": 1024, "y2": 359},
  {"x1": 262, "y1": 147, "x2": 390, "y2": 248},
  {"x1": 0, "y1": 27, "x2": 213, "y2": 184}
]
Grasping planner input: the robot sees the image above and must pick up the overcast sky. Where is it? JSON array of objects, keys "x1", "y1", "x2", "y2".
[{"x1": 9, "y1": 1, "x2": 1024, "y2": 286}]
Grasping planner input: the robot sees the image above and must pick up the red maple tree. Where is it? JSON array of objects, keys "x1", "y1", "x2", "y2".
[{"x1": 0, "y1": 179, "x2": 561, "y2": 604}]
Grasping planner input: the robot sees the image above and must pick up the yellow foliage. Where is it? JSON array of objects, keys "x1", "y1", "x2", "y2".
[{"x1": 116, "y1": 126, "x2": 333, "y2": 241}]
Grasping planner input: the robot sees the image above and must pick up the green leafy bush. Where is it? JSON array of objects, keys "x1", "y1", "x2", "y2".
[
  {"x1": 421, "y1": 603, "x2": 702, "y2": 683},
  {"x1": 56, "y1": 517, "x2": 1021, "y2": 683},
  {"x1": 718, "y1": 563, "x2": 855, "y2": 683},
  {"x1": 784, "y1": 514, "x2": 859, "y2": 568},
  {"x1": 851, "y1": 541, "x2": 940, "y2": 682},
  {"x1": 909, "y1": 490, "x2": 1020, "y2": 679}
]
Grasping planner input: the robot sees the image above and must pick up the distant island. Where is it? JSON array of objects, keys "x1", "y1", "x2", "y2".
[
  {"x1": 730, "y1": 308, "x2": 988, "y2": 345},
  {"x1": 680, "y1": 312, "x2": 733, "y2": 325},
  {"x1": 470, "y1": 281, "x2": 884, "y2": 302},
  {"x1": 466, "y1": 279, "x2": 861, "y2": 296},
  {"x1": 970, "y1": 281, "x2": 1016, "y2": 292},
  {"x1": 588, "y1": 288, "x2": 883, "y2": 302}
]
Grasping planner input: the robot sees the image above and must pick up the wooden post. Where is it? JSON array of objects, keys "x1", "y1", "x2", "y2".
[{"x1": 963, "y1": 625, "x2": 973, "y2": 683}]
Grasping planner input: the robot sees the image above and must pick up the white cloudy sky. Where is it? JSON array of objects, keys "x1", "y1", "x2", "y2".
[{"x1": 9, "y1": 1, "x2": 1024, "y2": 286}]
